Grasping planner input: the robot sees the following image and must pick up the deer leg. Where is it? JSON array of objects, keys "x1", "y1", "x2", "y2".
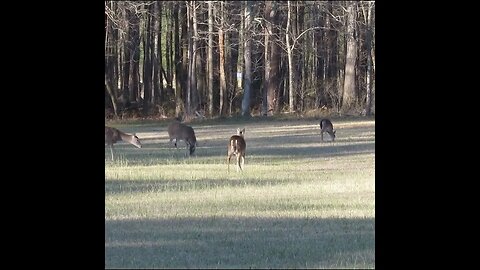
[
  {"x1": 110, "y1": 145, "x2": 114, "y2": 161},
  {"x1": 236, "y1": 155, "x2": 241, "y2": 172},
  {"x1": 241, "y1": 155, "x2": 245, "y2": 170},
  {"x1": 321, "y1": 131, "x2": 324, "y2": 141},
  {"x1": 227, "y1": 154, "x2": 232, "y2": 172}
]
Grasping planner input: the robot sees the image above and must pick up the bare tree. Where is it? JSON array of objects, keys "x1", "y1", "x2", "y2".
[
  {"x1": 153, "y1": 1, "x2": 163, "y2": 106},
  {"x1": 207, "y1": 1, "x2": 214, "y2": 116},
  {"x1": 262, "y1": 1, "x2": 272, "y2": 116},
  {"x1": 104, "y1": 1, "x2": 375, "y2": 119},
  {"x1": 362, "y1": 1, "x2": 374, "y2": 116},
  {"x1": 142, "y1": 3, "x2": 153, "y2": 115},
  {"x1": 174, "y1": 2, "x2": 185, "y2": 117},
  {"x1": 219, "y1": 1, "x2": 227, "y2": 116},
  {"x1": 342, "y1": 1, "x2": 357, "y2": 112},
  {"x1": 241, "y1": 1, "x2": 253, "y2": 117},
  {"x1": 192, "y1": 1, "x2": 201, "y2": 113}
]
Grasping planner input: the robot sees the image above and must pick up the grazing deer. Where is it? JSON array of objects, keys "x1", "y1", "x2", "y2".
[
  {"x1": 319, "y1": 118, "x2": 336, "y2": 142},
  {"x1": 167, "y1": 121, "x2": 197, "y2": 156},
  {"x1": 105, "y1": 126, "x2": 142, "y2": 161},
  {"x1": 227, "y1": 128, "x2": 246, "y2": 172}
]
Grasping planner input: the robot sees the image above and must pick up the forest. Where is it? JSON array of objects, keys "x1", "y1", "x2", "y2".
[{"x1": 105, "y1": 1, "x2": 375, "y2": 120}]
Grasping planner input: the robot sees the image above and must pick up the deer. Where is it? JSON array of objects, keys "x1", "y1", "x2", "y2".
[
  {"x1": 319, "y1": 118, "x2": 336, "y2": 142},
  {"x1": 227, "y1": 128, "x2": 246, "y2": 172},
  {"x1": 167, "y1": 121, "x2": 197, "y2": 156},
  {"x1": 105, "y1": 126, "x2": 142, "y2": 161}
]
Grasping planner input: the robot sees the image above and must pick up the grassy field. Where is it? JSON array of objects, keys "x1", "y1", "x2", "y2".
[{"x1": 105, "y1": 116, "x2": 375, "y2": 268}]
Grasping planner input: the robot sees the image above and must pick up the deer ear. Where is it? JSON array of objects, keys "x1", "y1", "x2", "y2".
[{"x1": 241, "y1": 128, "x2": 245, "y2": 133}]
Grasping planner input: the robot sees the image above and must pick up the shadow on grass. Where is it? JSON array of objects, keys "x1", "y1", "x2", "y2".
[
  {"x1": 105, "y1": 216, "x2": 375, "y2": 268},
  {"x1": 106, "y1": 140, "x2": 375, "y2": 165},
  {"x1": 248, "y1": 142, "x2": 375, "y2": 158},
  {"x1": 105, "y1": 177, "x2": 306, "y2": 195}
]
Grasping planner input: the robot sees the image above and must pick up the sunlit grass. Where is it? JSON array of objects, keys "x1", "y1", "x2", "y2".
[{"x1": 105, "y1": 117, "x2": 375, "y2": 268}]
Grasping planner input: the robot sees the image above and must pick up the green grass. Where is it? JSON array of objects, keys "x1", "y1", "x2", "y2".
[{"x1": 105, "y1": 117, "x2": 375, "y2": 268}]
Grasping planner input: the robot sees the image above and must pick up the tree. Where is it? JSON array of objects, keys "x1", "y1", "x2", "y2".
[
  {"x1": 142, "y1": 2, "x2": 154, "y2": 115},
  {"x1": 153, "y1": 1, "x2": 163, "y2": 106},
  {"x1": 218, "y1": 1, "x2": 227, "y2": 116},
  {"x1": 342, "y1": 1, "x2": 358, "y2": 112},
  {"x1": 104, "y1": 1, "x2": 375, "y2": 119},
  {"x1": 241, "y1": 1, "x2": 253, "y2": 117},
  {"x1": 186, "y1": 1, "x2": 194, "y2": 116},
  {"x1": 191, "y1": 1, "x2": 202, "y2": 114},
  {"x1": 174, "y1": 2, "x2": 186, "y2": 117},
  {"x1": 207, "y1": 1, "x2": 214, "y2": 116},
  {"x1": 262, "y1": 1, "x2": 271, "y2": 116},
  {"x1": 262, "y1": 1, "x2": 281, "y2": 115},
  {"x1": 362, "y1": 1, "x2": 374, "y2": 116}
]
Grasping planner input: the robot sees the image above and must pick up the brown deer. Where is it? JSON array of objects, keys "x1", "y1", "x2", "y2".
[
  {"x1": 227, "y1": 128, "x2": 246, "y2": 172},
  {"x1": 320, "y1": 118, "x2": 336, "y2": 141},
  {"x1": 105, "y1": 126, "x2": 142, "y2": 161},
  {"x1": 167, "y1": 121, "x2": 197, "y2": 156}
]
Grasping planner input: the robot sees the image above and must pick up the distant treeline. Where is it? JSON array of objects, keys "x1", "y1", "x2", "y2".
[{"x1": 105, "y1": 1, "x2": 375, "y2": 119}]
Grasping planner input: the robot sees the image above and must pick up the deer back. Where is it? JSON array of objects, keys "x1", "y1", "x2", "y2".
[
  {"x1": 105, "y1": 126, "x2": 121, "y2": 144},
  {"x1": 168, "y1": 121, "x2": 197, "y2": 155},
  {"x1": 320, "y1": 119, "x2": 334, "y2": 132},
  {"x1": 168, "y1": 122, "x2": 197, "y2": 144},
  {"x1": 105, "y1": 126, "x2": 141, "y2": 148}
]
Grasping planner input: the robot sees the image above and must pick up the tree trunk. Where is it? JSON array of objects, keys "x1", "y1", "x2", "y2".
[
  {"x1": 129, "y1": 8, "x2": 141, "y2": 103},
  {"x1": 218, "y1": 1, "x2": 227, "y2": 116},
  {"x1": 143, "y1": 4, "x2": 153, "y2": 115},
  {"x1": 229, "y1": 2, "x2": 240, "y2": 116},
  {"x1": 327, "y1": 1, "x2": 339, "y2": 110},
  {"x1": 122, "y1": 4, "x2": 131, "y2": 106},
  {"x1": 105, "y1": 75, "x2": 119, "y2": 117},
  {"x1": 225, "y1": 27, "x2": 233, "y2": 116},
  {"x1": 186, "y1": 1, "x2": 193, "y2": 116},
  {"x1": 364, "y1": 2, "x2": 373, "y2": 116},
  {"x1": 153, "y1": 2, "x2": 163, "y2": 105},
  {"x1": 192, "y1": 1, "x2": 201, "y2": 113},
  {"x1": 286, "y1": 1, "x2": 295, "y2": 113},
  {"x1": 266, "y1": 1, "x2": 279, "y2": 115},
  {"x1": 315, "y1": 4, "x2": 325, "y2": 108},
  {"x1": 207, "y1": 1, "x2": 214, "y2": 117},
  {"x1": 342, "y1": 1, "x2": 357, "y2": 112},
  {"x1": 297, "y1": 2, "x2": 305, "y2": 111},
  {"x1": 174, "y1": 3, "x2": 186, "y2": 117},
  {"x1": 165, "y1": 2, "x2": 172, "y2": 92},
  {"x1": 262, "y1": 1, "x2": 272, "y2": 116},
  {"x1": 241, "y1": 0, "x2": 252, "y2": 117}
]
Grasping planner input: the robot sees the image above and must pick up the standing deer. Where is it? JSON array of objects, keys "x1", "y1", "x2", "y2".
[
  {"x1": 319, "y1": 118, "x2": 336, "y2": 142},
  {"x1": 167, "y1": 121, "x2": 197, "y2": 156},
  {"x1": 105, "y1": 126, "x2": 142, "y2": 161},
  {"x1": 227, "y1": 128, "x2": 246, "y2": 172}
]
